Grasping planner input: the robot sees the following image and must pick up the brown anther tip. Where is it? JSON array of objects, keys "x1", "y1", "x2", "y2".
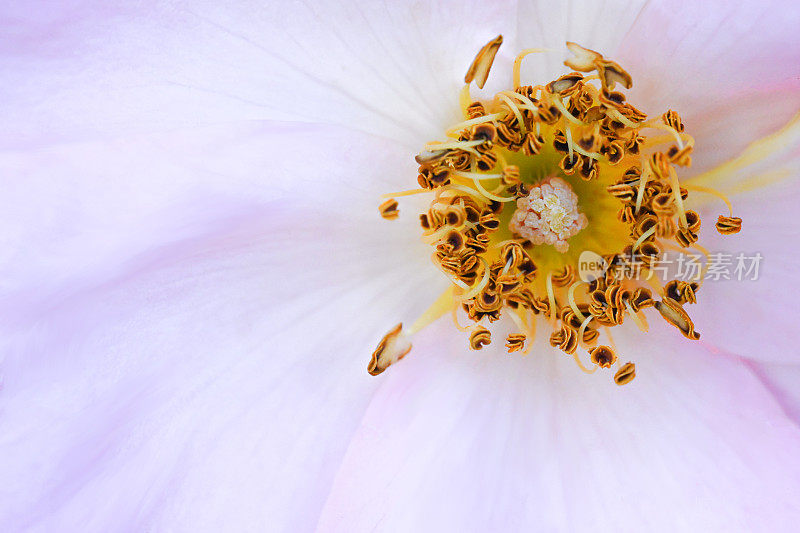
[
  {"x1": 465, "y1": 35, "x2": 503, "y2": 89},
  {"x1": 469, "y1": 327, "x2": 492, "y2": 350},
  {"x1": 662, "y1": 110, "x2": 685, "y2": 132},
  {"x1": 589, "y1": 345, "x2": 617, "y2": 368},
  {"x1": 547, "y1": 73, "x2": 583, "y2": 95},
  {"x1": 466, "y1": 101, "x2": 487, "y2": 119},
  {"x1": 614, "y1": 362, "x2": 636, "y2": 385},
  {"x1": 501, "y1": 165, "x2": 521, "y2": 185},
  {"x1": 607, "y1": 183, "x2": 635, "y2": 202},
  {"x1": 655, "y1": 298, "x2": 700, "y2": 340},
  {"x1": 684, "y1": 210, "x2": 701, "y2": 233},
  {"x1": 716, "y1": 215, "x2": 742, "y2": 235},
  {"x1": 564, "y1": 41, "x2": 602, "y2": 72},
  {"x1": 582, "y1": 328, "x2": 599, "y2": 346},
  {"x1": 551, "y1": 265, "x2": 576, "y2": 287},
  {"x1": 664, "y1": 280, "x2": 699, "y2": 305},
  {"x1": 471, "y1": 123, "x2": 498, "y2": 144},
  {"x1": 549, "y1": 325, "x2": 578, "y2": 354},
  {"x1": 505, "y1": 333, "x2": 526, "y2": 353},
  {"x1": 368, "y1": 323, "x2": 412, "y2": 376},
  {"x1": 598, "y1": 60, "x2": 633, "y2": 90},
  {"x1": 379, "y1": 198, "x2": 399, "y2": 220}
]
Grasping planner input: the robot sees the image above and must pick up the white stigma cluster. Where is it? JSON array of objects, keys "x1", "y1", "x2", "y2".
[{"x1": 509, "y1": 177, "x2": 588, "y2": 253}]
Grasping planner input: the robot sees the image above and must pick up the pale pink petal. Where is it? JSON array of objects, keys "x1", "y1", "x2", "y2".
[
  {"x1": 0, "y1": 200, "x2": 443, "y2": 530},
  {"x1": 748, "y1": 361, "x2": 800, "y2": 423},
  {"x1": 318, "y1": 321, "x2": 800, "y2": 531},
  {"x1": 691, "y1": 180, "x2": 800, "y2": 364},
  {"x1": 2, "y1": 0, "x2": 518, "y2": 150},
  {"x1": 512, "y1": 0, "x2": 650, "y2": 83},
  {"x1": 0, "y1": 122, "x2": 429, "y2": 297},
  {"x1": 618, "y1": 0, "x2": 800, "y2": 172}
]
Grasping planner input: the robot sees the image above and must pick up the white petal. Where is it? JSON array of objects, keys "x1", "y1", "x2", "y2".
[
  {"x1": 691, "y1": 180, "x2": 800, "y2": 364},
  {"x1": 617, "y1": 0, "x2": 800, "y2": 172},
  {"x1": 4, "y1": 0, "x2": 518, "y2": 149},
  {"x1": 317, "y1": 321, "x2": 800, "y2": 531},
  {"x1": 512, "y1": 0, "x2": 649, "y2": 83},
  {"x1": 748, "y1": 361, "x2": 800, "y2": 423},
  {"x1": 0, "y1": 200, "x2": 442, "y2": 530},
  {"x1": 0, "y1": 122, "x2": 428, "y2": 296}
]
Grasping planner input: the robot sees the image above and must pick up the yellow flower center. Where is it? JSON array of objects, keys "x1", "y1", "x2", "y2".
[{"x1": 372, "y1": 37, "x2": 745, "y2": 384}]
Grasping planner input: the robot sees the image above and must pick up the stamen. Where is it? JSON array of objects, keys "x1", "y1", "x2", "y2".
[
  {"x1": 379, "y1": 198, "x2": 399, "y2": 220},
  {"x1": 506, "y1": 333, "x2": 527, "y2": 353},
  {"x1": 551, "y1": 95, "x2": 584, "y2": 126},
  {"x1": 568, "y1": 282, "x2": 587, "y2": 321},
  {"x1": 469, "y1": 327, "x2": 492, "y2": 349},
  {"x1": 513, "y1": 48, "x2": 549, "y2": 88},
  {"x1": 570, "y1": 141, "x2": 601, "y2": 160},
  {"x1": 381, "y1": 188, "x2": 430, "y2": 199},
  {"x1": 501, "y1": 255, "x2": 514, "y2": 276},
  {"x1": 564, "y1": 41, "x2": 601, "y2": 72},
  {"x1": 632, "y1": 225, "x2": 657, "y2": 252},
  {"x1": 453, "y1": 170, "x2": 503, "y2": 181},
  {"x1": 425, "y1": 139, "x2": 486, "y2": 152},
  {"x1": 498, "y1": 93, "x2": 527, "y2": 134},
  {"x1": 683, "y1": 183, "x2": 734, "y2": 216},
  {"x1": 654, "y1": 297, "x2": 700, "y2": 340},
  {"x1": 446, "y1": 113, "x2": 505, "y2": 137},
  {"x1": 465, "y1": 35, "x2": 503, "y2": 89},
  {"x1": 459, "y1": 84, "x2": 472, "y2": 116},
  {"x1": 565, "y1": 126, "x2": 575, "y2": 163},
  {"x1": 472, "y1": 177, "x2": 516, "y2": 202},
  {"x1": 368, "y1": 323, "x2": 412, "y2": 375},
  {"x1": 437, "y1": 183, "x2": 485, "y2": 201},
  {"x1": 604, "y1": 107, "x2": 641, "y2": 128},
  {"x1": 644, "y1": 120, "x2": 685, "y2": 149},
  {"x1": 716, "y1": 215, "x2": 742, "y2": 235},
  {"x1": 500, "y1": 90, "x2": 538, "y2": 113},
  {"x1": 624, "y1": 301, "x2": 649, "y2": 332},
  {"x1": 573, "y1": 350, "x2": 600, "y2": 374},
  {"x1": 634, "y1": 163, "x2": 651, "y2": 214},
  {"x1": 459, "y1": 258, "x2": 491, "y2": 301},
  {"x1": 589, "y1": 345, "x2": 617, "y2": 368},
  {"x1": 667, "y1": 166, "x2": 689, "y2": 228},
  {"x1": 451, "y1": 303, "x2": 470, "y2": 332},
  {"x1": 546, "y1": 272, "x2": 556, "y2": 323},
  {"x1": 577, "y1": 314, "x2": 594, "y2": 344},
  {"x1": 614, "y1": 362, "x2": 636, "y2": 385}
]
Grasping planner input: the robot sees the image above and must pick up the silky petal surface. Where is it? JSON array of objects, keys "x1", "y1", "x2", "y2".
[
  {"x1": 2, "y1": 0, "x2": 517, "y2": 150},
  {"x1": 318, "y1": 321, "x2": 800, "y2": 532},
  {"x1": 690, "y1": 180, "x2": 800, "y2": 364},
  {"x1": 617, "y1": 0, "x2": 800, "y2": 172},
  {"x1": 0, "y1": 122, "x2": 447, "y2": 530},
  {"x1": 0, "y1": 122, "x2": 428, "y2": 296},
  {"x1": 0, "y1": 191, "x2": 441, "y2": 532}
]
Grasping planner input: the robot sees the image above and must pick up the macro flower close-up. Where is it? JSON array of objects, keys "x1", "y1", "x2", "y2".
[{"x1": 2, "y1": 1, "x2": 800, "y2": 531}]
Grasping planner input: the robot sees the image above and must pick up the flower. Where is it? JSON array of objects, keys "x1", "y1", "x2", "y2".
[{"x1": 2, "y1": 1, "x2": 800, "y2": 531}]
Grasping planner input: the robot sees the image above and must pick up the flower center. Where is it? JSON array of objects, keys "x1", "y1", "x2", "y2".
[
  {"x1": 509, "y1": 177, "x2": 587, "y2": 253},
  {"x1": 372, "y1": 38, "x2": 743, "y2": 384}
]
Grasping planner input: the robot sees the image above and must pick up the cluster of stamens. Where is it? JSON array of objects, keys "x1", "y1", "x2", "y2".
[{"x1": 372, "y1": 38, "x2": 742, "y2": 384}]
